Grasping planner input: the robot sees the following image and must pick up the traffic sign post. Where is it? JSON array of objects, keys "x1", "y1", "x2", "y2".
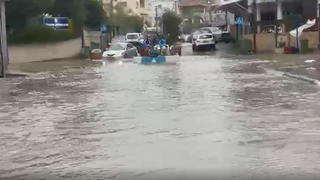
[
  {"x1": 143, "y1": 40, "x2": 150, "y2": 46},
  {"x1": 159, "y1": 39, "x2": 166, "y2": 47},
  {"x1": 100, "y1": 24, "x2": 107, "y2": 32},
  {"x1": 235, "y1": 17, "x2": 243, "y2": 25},
  {"x1": 235, "y1": 17, "x2": 244, "y2": 52},
  {"x1": 100, "y1": 24, "x2": 108, "y2": 51}
]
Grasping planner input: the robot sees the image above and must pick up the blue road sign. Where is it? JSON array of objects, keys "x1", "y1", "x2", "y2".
[
  {"x1": 43, "y1": 17, "x2": 69, "y2": 30},
  {"x1": 100, "y1": 24, "x2": 107, "y2": 32},
  {"x1": 144, "y1": 40, "x2": 150, "y2": 45},
  {"x1": 235, "y1": 17, "x2": 243, "y2": 25},
  {"x1": 159, "y1": 39, "x2": 166, "y2": 47}
]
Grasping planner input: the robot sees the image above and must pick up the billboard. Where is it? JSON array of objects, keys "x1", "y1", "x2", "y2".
[{"x1": 43, "y1": 17, "x2": 69, "y2": 30}]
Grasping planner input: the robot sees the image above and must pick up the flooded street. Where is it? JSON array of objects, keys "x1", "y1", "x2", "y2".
[{"x1": 1, "y1": 46, "x2": 320, "y2": 179}]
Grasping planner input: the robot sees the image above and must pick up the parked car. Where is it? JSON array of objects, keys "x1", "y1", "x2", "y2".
[
  {"x1": 220, "y1": 32, "x2": 232, "y2": 43},
  {"x1": 200, "y1": 27, "x2": 223, "y2": 42},
  {"x1": 125, "y1": 33, "x2": 142, "y2": 42},
  {"x1": 102, "y1": 42, "x2": 137, "y2": 60},
  {"x1": 192, "y1": 33, "x2": 216, "y2": 52},
  {"x1": 179, "y1": 34, "x2": 192, "y2": 43}
]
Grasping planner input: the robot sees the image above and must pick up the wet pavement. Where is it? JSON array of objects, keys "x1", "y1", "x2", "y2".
[{"x1": 1, "y1": 44, "x2": 320, "y2": 180}]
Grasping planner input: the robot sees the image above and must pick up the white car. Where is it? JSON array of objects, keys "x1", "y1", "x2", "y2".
[
  {"x1": 125, "y1": 33, "x2": 142, "y2": 42},
  {"x1": 102, "y1": 43, "x2": 137, "y2": 60},
  {"x1": 192, "y1": 33, "x2": 216, "y2": 52},
  {"x1": 201, "y1": 27, "x2": 223, "y2": 42}
]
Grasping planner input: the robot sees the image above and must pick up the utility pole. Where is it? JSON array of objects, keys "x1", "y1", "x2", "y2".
[
  {"x1": 109, "y1": 0, "x2": 114, "y2": 40},
  {"x1": 318, "y1": 0, "x2": 320, "y2": 47},
  {"x1": 207, "y1": 0, "x2": 212, "y2": 26},
  {"x1": 155, "y1": 6, "x2": 158, "y2": 30},
  {"x1": 0, "y1": 0, "x2": 8, "y2": 78},
  {"x1": 252, "y1": 0, "x2": 257, "y2": 52}
]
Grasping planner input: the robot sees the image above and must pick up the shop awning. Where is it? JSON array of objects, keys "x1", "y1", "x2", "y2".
[{"x1": 211, "y1": 0, "x2": 249, "y2": 20}]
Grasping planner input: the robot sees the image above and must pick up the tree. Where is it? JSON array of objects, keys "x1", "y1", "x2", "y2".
[
  {"x1": 6, "y1": 0, "x2": 54, "y2": 31},
  {"x1": 47, "y1": 0, "x2": 86, "y2": 33},
  {"x1": 162, "y1": 11, "x2": 182, "y2": 45},
  {"x1": 113, "y1": 4, "x2": 144, "y2": 34},
  {"x1": 84, "y1": 0, "x2": 108, "y2": 29}
]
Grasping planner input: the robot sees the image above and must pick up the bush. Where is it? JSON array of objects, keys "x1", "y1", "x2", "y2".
[{"x1": 8, "y1": 25, "x2": 76, "y2": 45}]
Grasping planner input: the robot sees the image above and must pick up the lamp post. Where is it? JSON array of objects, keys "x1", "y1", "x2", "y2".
[
  {"x1": 207, "y1": 0, "x2": 212, "y2": 26},
  {"x1": 0, "y1": 0, "x2": 8, "y2": 78}
]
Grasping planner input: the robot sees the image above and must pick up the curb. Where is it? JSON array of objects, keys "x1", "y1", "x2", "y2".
[{"x1": 283, "y1": 72, "x2": 320, "y2": 85}]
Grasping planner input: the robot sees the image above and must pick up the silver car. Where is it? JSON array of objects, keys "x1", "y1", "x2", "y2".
[{"x1": 102, "y1": 43, "x2": 137, "y2": 60}]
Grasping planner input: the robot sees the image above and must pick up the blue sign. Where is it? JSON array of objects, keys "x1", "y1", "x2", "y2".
[
  {"x1": 235, "y1": 17, "x2": 243, "y2": 25},
  {"x1": 143, "y1": 40, "x2": 150, "y2": 46},
  {"x1": 159, "y1": 39, "x2": 166, "y2": 47},
  {"x1": 100, "y1": 24, "x2": 107, "y2": 32},
  {"x1": 43, "y1": 17, "x2": 69, "y2": 30}
]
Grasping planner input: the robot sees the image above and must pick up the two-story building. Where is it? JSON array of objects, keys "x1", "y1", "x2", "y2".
[
  {"x1": 102, "y1": 0, "x2": 152, "y2": 24},
  {"x1": 179, "y1": 0, "x2": 232, "y2": 25},
  {"x1": 213, "y1": 0, "x2": 318, "y2": 27},
  {"x1": 149, "y1": 0, "x2": 179, "y2": 26},
  {"x1": 212, "y1": 0, "x2": 320, "y2": 52}
]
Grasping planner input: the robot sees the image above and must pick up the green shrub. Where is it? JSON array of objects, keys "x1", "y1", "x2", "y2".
[{"x1": 8, "y1": 25, "x2": 76, "y2": 45}]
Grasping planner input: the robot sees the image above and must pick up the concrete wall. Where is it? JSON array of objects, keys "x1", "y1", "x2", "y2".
[
  {"x1": 9, "y1": 38, "x2": 82, "y2": 64},
  {"x1": 288, "y1": 31, "x2": 319, "y2": 48},
  {"x1": 83, "y1": 30, "x2": 100, "y2": 46},
  {"x1": 243, "y1": 33, "x2": 276, "y2": 52},
  {"x1": 244, "y1": 31, "x2": 319, "y2": 52}
]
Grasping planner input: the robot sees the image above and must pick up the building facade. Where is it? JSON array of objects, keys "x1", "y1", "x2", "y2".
[
  {"x1": 148, "y1": 0, "x2": 180, "y2": 26},
  {"x1": 214, "y1": 0, "x2": 318, "y2": 22},
  {"x1": 102, "y1": 0, "x2": 152, "y2": 23}
]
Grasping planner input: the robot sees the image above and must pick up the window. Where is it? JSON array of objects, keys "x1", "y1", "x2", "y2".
[
  {"x1": 126, "y1": 34, "x2": 139, "y2": 39},
  {"x1": 140, "y1": 0, "x2": 145, "y2": 8},
  {"x1": 136, "y1": 2, "x2": 139, "y2": 8},
  {"x1": 199, "y1": 34, "x2": 212, "y2": 39}
]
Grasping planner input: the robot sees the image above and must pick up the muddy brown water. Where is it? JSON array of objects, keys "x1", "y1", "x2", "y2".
[{"x1": 1, "y1": 45, "x2": 320, "y2": 179}]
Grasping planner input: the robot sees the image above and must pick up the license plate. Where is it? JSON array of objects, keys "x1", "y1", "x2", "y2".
[
  {"x1": 203, "y1": 41, "x2": 209, "y2": 43},
  {"x1": 107, "y1": 57, "x2": 115, "y2": 60}
]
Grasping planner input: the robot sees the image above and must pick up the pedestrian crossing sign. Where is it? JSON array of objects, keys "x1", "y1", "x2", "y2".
[{"x1": 235, "y1": 17, "x2": 243, "y2": 25}]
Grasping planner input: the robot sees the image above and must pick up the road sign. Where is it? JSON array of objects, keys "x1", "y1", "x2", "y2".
[
  {"x1": 159, "y1": 39, "x2": 166, "y2": 47},
  {"x1": 144, "y1": 40, "x2": 150, "y2": 45},
  {"x1": 100, "y1": 24, "x2": 107, "y2": 32},
  {"x1": 235, "y1": 17, "x2": 243, "y2": 25},
  {"x1": 43, "y1": 17, "x2": 69, "y2": 30}
]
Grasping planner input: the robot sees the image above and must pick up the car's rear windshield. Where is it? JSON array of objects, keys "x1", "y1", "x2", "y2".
[
  {"x1": 199, "y1": 34, "x2": 212, "y2": 39},
  {"x1": 126, "y1": 34, "x2": 139, "y2": 39}
]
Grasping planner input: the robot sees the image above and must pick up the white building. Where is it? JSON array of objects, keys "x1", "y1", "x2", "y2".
[
  {"x1": 148, "y1": 0, "x2": 180, "y2": 26},
  {"x1": 213, "y1": 0, "x2": 318, "y2": 22},
  {"x1": 102, "y1": 0, "x2": 152, "y2": 24}
]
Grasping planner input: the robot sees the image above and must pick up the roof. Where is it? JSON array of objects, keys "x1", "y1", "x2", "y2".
[{"x1": 179, "y1": 2, "x2": 207, "y2": 7}]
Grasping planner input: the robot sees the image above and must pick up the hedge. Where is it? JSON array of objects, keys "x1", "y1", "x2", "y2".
[{"x1": 8, "y1": 25, "x2": 76, "y2": 45}]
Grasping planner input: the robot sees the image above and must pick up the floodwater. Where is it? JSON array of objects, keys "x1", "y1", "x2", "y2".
[{"x1": 1, "y1": 45, "x2": 320, "y2": 180}]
